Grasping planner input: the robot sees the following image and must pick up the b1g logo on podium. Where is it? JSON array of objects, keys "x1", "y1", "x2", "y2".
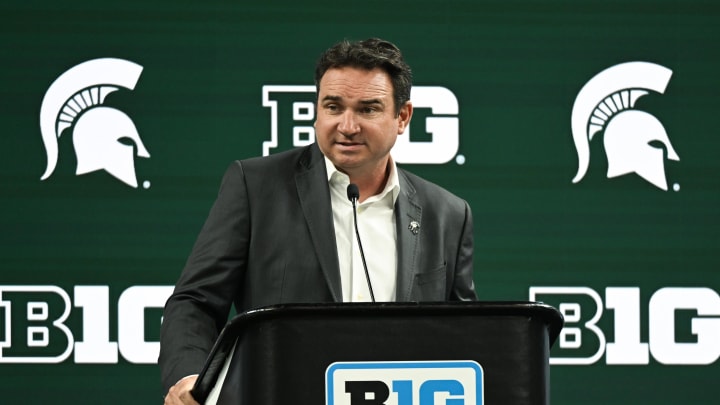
[{"x1": 326, "y1": 360, "x2": 483, "y2": 405}]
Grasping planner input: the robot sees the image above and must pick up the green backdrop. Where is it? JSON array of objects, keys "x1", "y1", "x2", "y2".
[{"x1": 1, "y1": 0, "x2": 718, "y2": 403}]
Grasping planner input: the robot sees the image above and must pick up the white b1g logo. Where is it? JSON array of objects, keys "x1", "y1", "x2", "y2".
[
  {"x1": 262, "y1": 86, "x2": 460, "y2": 164},
  {"x1": 0, "y1": 285, "x2": 172, "y2": 364},
  {"x1": 530, "y1": 286, "x2": 720, "y2": 365}
]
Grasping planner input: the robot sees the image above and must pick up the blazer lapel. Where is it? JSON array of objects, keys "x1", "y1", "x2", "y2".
[
  {"x1": 395, "y1": 170, "x2": 422, "y2": 302},
  {"x1": 295, "y1": 145, "x2": 343, "y2": 302}
]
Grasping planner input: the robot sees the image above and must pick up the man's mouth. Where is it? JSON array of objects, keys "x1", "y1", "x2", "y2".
[{"x1": 336, "y1": 141, "x2": 363, "y2": 148}]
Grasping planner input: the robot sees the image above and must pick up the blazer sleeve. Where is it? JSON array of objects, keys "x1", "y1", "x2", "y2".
[
  {"x1": 450, "y1": 200, "x2": 477, "y2": 301},
  {"x1": 159, "y1": 161, "x2": 250, "y2": 393}
]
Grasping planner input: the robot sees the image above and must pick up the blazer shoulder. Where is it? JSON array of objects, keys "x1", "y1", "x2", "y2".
[
  {"x1": 235, "y1": 144, "x2": 321, "y2": 174},
  {"x1": 398, "y1": 168, "x2": 468, "y2": 208}
]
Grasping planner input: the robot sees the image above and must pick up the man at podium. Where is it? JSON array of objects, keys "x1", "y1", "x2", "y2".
[{"x1": 160, "y1": 37, "x2": 477, "y2": 405}]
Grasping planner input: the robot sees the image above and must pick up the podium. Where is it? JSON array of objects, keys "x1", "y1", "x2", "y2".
[{"x1": 192, "y1": 302, "x2": 563, "y2": 404}]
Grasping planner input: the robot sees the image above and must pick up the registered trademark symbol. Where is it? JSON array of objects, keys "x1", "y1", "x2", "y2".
[
  {"x1": 143, "y1": 180, "x2": 151, "y2": 189},
  {"x1": 455, "y1": 154, "x2": 466, "y2": 165},
  {"x1": 673, "y1": 183, "x2": 680, "y2": 192}
]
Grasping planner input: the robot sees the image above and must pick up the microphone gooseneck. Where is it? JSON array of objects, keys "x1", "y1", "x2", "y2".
[{"x1": 346, "y1": 183, "x2": 375, "y2": 302}]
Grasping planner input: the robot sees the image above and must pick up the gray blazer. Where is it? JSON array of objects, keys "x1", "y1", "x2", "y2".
[{"x1": 159, "y1": 143, "x2": 476, "y2": 392}]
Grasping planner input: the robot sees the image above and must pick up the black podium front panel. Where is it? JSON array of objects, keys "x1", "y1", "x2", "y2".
[{"x1": 194, "y1": 302, "x2": 562, "y2": 405}]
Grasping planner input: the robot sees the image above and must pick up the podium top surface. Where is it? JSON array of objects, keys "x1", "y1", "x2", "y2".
[{"x1": 225, "y1": 301, "x2": 564, "y2": 345}]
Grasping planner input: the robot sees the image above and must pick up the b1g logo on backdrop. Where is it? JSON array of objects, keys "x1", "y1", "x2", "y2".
[
  {"x1": 326, "y1": 361, "x2": 482, "y2": 405},
  {"x1": 571, "y1": 62, "x2": 680, "y2": 191},
  {"x1": 39, "y1": 58, "x2": 151, "y2": 189},
  {"x1": 262, "y1": 86, "x2": 463, "y2": 165},
  {"x1": 530, "y1": 286, "x2": 720, "y2": 366},
  {"x1": 0, "y1": 285, "x2": 171, "y2": 364}
]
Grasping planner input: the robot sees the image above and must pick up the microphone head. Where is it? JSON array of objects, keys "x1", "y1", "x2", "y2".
[{"x1": 346, "y1": 183, "x2": 360, "y2": 202}]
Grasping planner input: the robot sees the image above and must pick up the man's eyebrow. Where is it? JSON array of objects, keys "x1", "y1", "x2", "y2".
[
  {"x1": 321, "y1": 95, "x2": 341, "y2": 102},
  {"x1": 320, "y1": 95, "x2": 385, "y2": 106},
  {"x1": 359, "y1": 98, "x2": 384, "y2": 106}
]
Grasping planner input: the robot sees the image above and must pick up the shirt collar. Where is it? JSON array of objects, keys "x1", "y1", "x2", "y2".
[{"x1": 324, "y1": 155, "x2": 400, "y2": 205}]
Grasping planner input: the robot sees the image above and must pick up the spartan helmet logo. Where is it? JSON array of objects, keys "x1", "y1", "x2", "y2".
[
  {"x1": 39, "y1": 58, "x2": 150, "y2": 188},
  {"x1": 571, "y1": 62, "x2": 679, "y2": 191}
]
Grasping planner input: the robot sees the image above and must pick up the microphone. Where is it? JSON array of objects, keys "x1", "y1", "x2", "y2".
[{"x1": 346, "y1": 183, "x2": 375, "y2": 302}]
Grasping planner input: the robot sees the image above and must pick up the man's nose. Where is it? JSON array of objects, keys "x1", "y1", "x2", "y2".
[{"x1": 338, "y1": 111, "x2": 360, "y2": 135}]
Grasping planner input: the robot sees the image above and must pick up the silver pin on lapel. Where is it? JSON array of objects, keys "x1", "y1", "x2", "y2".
[{"x1": 408, "y1": 220, "x2": 420, "y2": 235}]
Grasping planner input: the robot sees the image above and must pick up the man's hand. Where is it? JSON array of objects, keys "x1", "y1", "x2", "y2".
[{"x1": 164, "y1": 375, "x2": 200, "y2": 405}]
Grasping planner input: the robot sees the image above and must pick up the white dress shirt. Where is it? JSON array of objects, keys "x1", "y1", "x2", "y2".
[{"x1": 325, "y1": 157, "x2": 399, "y2": 302}]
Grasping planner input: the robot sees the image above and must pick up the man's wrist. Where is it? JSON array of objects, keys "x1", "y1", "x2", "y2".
[{"x1": 176, "y1": 374, "x2": 199, "y2": 385}]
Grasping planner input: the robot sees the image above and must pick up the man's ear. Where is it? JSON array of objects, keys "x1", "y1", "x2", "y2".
[{"x1": 397, "y1": 101, "x2": 413, "y2": 134}]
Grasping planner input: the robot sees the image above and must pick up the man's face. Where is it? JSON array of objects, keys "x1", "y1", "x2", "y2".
[{"x1": 315, "y1": 66, "x2": 412, "y2": 178}]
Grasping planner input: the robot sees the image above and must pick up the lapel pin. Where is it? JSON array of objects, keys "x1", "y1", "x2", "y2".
[{"x1": 408, "y1": 220, "x2": 420, "y2": 235}]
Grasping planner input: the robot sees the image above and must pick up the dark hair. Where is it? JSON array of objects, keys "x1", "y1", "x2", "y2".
[{"x1": 314, "y1": 38, "x2": 413, "y2": 115}]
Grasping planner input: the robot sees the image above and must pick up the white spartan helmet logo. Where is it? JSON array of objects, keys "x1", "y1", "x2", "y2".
[
  {"x1": 571, "y1": 62, "x2": 679, "y2": 191},
  {"x1": 39, "y1": 58, "x2": 150, "y2": 188}
]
